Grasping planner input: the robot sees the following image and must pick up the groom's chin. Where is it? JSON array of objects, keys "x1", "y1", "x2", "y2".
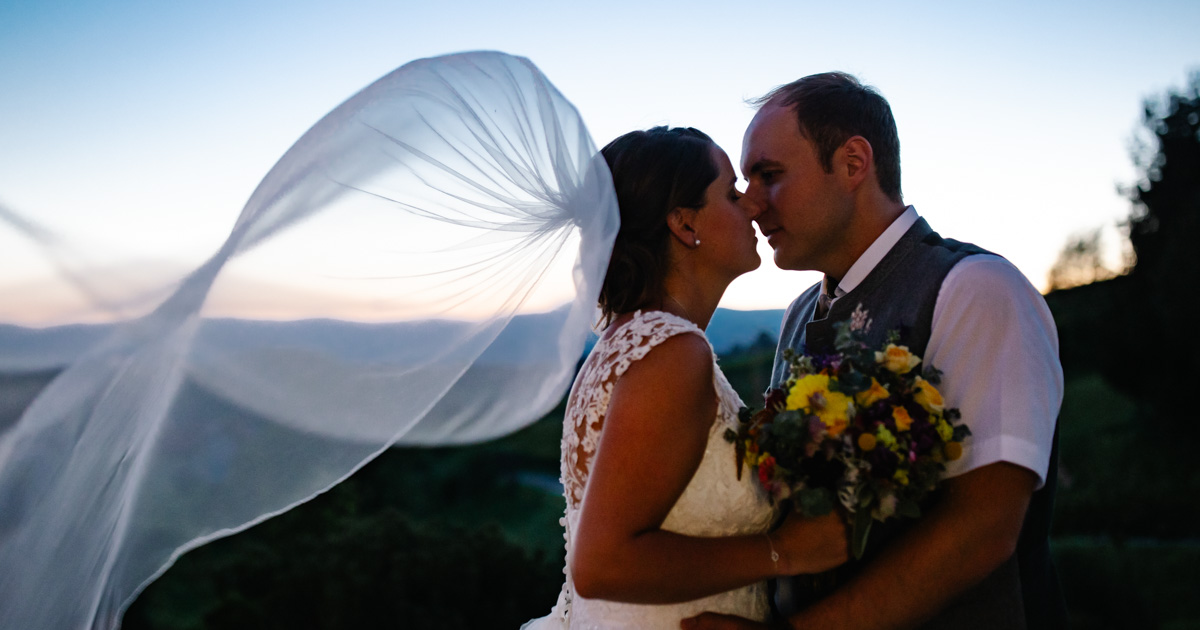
[{"x1": 771, "y1": 250, "x2": 801, "y2": 271}]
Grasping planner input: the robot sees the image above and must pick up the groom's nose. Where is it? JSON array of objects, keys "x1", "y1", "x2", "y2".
[
  {"x1": 739, "y1": 186, "x2": 765, "y2": 220},
  {"x1": 739, "y1": 197, "x2": 762, "y2": 221}
]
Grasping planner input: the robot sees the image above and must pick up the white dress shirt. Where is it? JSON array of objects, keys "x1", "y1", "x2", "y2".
[{"x1": 825, "y1": 206, "x2": 1063, "y2": 487}]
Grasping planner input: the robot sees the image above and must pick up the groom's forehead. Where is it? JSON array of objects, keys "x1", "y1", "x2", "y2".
[{"x1": 742, "y1": 105, "x2": 796, "y2": 166}]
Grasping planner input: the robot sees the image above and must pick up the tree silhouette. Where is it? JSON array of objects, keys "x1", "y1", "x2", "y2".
[
  {"x1": 1107, "y1": 73, "x2": 1200, "y2": 425},
  {"x1": 1047, "y1": 228, "x2": 1117, "y2": 291},
  {"x1": 1127, "y1": 74, "x2": 1200, "y2": 281}
]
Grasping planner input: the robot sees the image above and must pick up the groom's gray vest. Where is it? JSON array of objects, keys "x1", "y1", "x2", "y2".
[{"x1": 771, "y1": 218, "x2": 1066, "y2": 630}]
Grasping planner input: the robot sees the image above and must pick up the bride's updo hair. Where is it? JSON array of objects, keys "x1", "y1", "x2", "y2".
[{"x1": 598, "y1": 126, "x2": 718, "y2": 324}]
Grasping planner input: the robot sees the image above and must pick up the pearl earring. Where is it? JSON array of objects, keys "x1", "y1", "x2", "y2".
[{"x1": 694, "y1": 239, "x2": 701, "y2": 247}]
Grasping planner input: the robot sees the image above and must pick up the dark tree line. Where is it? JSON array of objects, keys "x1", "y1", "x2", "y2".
[
  {"x1": 1040, "y1": 76, "x2": 1200, "y2": 629},
  {"x1": 1050, "y1": 74, "x2": 1200, "y2": 431},
  {"x1": 1107, "y1": 74, "x2": 1200, "y2": 426}
]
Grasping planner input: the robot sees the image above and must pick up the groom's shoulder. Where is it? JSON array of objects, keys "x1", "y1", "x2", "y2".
[
  {"x1": 777, "y1": 281, "x2": 822, "y2": 340},
  {"x1": 919, "y1": 228, "x2": 992, "y2": 260},
  {"x1": 783, "y1": 281, "x2": 823, "y2": 318},
  {"x1": 941, "y1": 253, "x2": 1046, "y2": 308},
  {"x1": 916, "y1": 227, "x2": 1014, "y2": 287}
]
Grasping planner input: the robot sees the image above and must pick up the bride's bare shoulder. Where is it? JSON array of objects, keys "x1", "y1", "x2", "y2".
[{"x1": 608, "y1": 331, "x2": 713, "y2": 414}]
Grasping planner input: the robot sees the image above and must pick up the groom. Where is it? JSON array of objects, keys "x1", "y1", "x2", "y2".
[{"x1": 686, "y1": 73, "x2": 1066, "y2": 629}]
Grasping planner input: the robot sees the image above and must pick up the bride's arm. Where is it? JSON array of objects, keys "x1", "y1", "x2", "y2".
[{"x1": 570, "y1": 333, "x2": 846, "y2": 604}]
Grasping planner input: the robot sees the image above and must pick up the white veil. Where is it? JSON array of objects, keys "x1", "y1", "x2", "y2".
[{"x1": 0, "y1": 52, "x2": 618, "y2": 629}]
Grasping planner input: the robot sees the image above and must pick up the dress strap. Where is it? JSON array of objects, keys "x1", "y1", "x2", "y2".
[{"x1": 601, "y1": 310, "x2": 710, "y2": 381}]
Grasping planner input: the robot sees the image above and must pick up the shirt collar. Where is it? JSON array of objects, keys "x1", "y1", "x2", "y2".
[{"x1": 828, "y1": 205, "x2": 919, "y2": 298}]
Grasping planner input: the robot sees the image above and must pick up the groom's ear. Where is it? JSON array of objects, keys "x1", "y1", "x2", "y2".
[{"x1": 838, "y1": 136, "x2": 874, "y2": 190}]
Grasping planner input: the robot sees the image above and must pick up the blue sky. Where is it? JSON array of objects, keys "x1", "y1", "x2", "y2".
[{"x1": 1, "y1": 0, "x2": 1197, "y2": 323}]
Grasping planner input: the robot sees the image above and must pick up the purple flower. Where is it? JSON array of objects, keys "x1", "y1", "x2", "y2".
[
  {"x1": 868, "y1": 448, "x2": 897, "y2": 480},
  {"x1": 807, "y1": 416, "x2": 825, "y2": 440}
]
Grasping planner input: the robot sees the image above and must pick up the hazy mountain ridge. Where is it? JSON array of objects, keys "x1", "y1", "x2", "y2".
[
  {"x1": 0, "y1": 308, "x2": 785, "y2": 434},
  {"x1": 0, "y1": 308, "x2": 786, "y2": 372}
]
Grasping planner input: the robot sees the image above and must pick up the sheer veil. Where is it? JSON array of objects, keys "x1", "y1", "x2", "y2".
[{"x1": 0, "y1": 52, "x2": 618, "y2": 628}]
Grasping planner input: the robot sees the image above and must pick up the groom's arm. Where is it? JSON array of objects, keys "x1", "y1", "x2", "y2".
[
  {"x1": 783, "y1": 462, "x2": 1037, "y2": 630},
  {"x1": 787, "y1": 256, "x2": 1058, "y2": 630},
  {"x1": 682, "y1": 434, "x2": 1041, "y2": 630}
]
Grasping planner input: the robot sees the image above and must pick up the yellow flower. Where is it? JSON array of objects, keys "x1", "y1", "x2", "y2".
[
  {"x1": 857, "y1": 433, "x2": 878, "y2": 451},
  {"x1": 876, "y1": 426, "x2": 898, "y2": 451},
  {"x1": 787, "y1": 374, "x2": 853, "y2": 435},
  {"x1": 913, "y1": 376, "x2": 944, "y2": 413},
  {"x1": 893, "y1": 469, "x2": 910, "y2": 485},
  {"x1": 944, "y1": 442, "x2": 964, "y2": 461},
  {"x1": 824, "y1": 413, "x2": 850, "y2": 438},
  {"x1": 876, "y1": 344, "x2": 922, "y2": 374},
  {"x1": 786, "y1": 374, "x2": 829, "y2": 410},
  {"x1": 891, "y1": 405, "x2": 913, "y2": 432},
  {"x1": 855, "y1": 378, "x2": 890, "y2": 407},
  {"x1": 935, "y1": 419, "x2": 953, "y2": 442}
]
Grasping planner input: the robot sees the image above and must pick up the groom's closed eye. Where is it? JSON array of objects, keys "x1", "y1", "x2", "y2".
[
  {"x1": 745, "y1": 159, "x2": 784, "y2": 182},
  {"x1": 750, "y1": 170, "x2": 781, "y2": 186}
]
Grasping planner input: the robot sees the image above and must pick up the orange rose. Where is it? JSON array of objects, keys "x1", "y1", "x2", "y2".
[
  {"x1": 855, "y1": 378, "x2": 890, "y2": 407},
  {"x1": 913, "y1": 376, "x2": 945, "y2": 413},
  {"x1": 876, "y1": 344, "x2": 921, "y2": 374}
]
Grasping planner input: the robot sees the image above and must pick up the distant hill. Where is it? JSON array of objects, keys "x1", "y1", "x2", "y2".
[
  {"x1": 0, "y1": 308, "x2": 786, "y2": 434},
  {"x1": 706, "y1": 308, "x2": 785, "y2": 354},
  {"x1": 0, "y1": 308, "x2": 787, "y2": 372},
  {"x1": 0, "y1": 323, "x2": 114, "y2": 371}
]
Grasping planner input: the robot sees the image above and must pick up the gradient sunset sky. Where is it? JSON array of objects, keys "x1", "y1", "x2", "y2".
[{"x1": 1, "y1": 0, "x2": 1196, "y2": 323}]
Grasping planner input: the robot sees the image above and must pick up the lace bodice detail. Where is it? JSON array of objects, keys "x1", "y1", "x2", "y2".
[
  {"x1": 560, "y1": 311, "x2": 735, "y2": 509},
  {"x1": 524, "y1": 311, "x2": 776, "y2": 629}
]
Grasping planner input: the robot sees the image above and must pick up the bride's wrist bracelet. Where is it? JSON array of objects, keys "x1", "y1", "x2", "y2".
[{"x1": 764, "y1": 532, "x2": 781, "y2": 574}]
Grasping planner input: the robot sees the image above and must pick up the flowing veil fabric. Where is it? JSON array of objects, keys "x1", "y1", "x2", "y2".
[{"x1": 0, "y1": 52, "x2": 618, "y2": 628}]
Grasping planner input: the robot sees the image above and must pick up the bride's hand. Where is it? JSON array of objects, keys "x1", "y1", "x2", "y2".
[{"x1": 771, "y1": 509, "x2": 850, "y2": 575}]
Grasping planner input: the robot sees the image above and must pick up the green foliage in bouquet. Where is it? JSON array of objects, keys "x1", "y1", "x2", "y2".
[{"x1": 726, "y1": 306, "x2": 970, "y2": 558}]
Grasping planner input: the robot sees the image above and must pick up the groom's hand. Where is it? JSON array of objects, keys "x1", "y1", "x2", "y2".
[
  {"x1": 785, "y1": 462, "x2": 1039, "y2": 630},
  {"x1": 681, "y1": 612, "x2": 773, "y2": 630}
]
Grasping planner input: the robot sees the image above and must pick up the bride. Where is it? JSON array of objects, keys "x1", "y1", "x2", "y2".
[{"x1": 525, "y1": 127, "x2": 847, "y2": 628}]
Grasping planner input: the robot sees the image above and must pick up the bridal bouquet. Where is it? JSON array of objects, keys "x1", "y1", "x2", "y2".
[{"x1": 726, "y1": 306, "x2": 969, "y2": 559}]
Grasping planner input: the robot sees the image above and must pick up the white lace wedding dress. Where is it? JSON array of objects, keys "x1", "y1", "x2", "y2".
[{"x1": 523, "y1": 310, "x2": 778, "y2": 629}]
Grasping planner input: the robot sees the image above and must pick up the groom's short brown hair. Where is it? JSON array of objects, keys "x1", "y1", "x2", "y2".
[{"x1": 755, "y1": 72, "x2": 902, "y2": 202}]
